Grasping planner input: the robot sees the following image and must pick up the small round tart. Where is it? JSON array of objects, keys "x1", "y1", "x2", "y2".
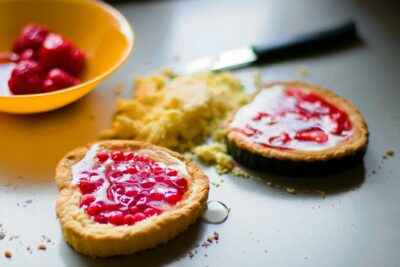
[
  {"x1": 225, "y1": 82, "x2": 368, "y2": 175},
  {"x1": 55, "y1": 140, "x2": 209, "y2": 257}
]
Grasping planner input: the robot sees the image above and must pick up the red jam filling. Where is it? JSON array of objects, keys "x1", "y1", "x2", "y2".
[
  {"x1": 73, "y1": 147, "x2": 189, "y2": 226},
  {"x1": 232, "y1": 86, "x2": 353, "y2": 151}
]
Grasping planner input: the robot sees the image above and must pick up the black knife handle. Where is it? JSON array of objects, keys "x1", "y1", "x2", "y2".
[{"x1": 252, "y1": 21, "x2": 357, "y2": 61}]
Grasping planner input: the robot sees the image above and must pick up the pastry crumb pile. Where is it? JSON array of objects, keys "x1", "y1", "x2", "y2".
[{"x1": 102, "y1": 70, "x2": 248, "y2": 172}]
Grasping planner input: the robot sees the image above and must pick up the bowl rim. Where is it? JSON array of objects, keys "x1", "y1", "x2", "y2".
[{"x1": 0, "y1": 0, "x2": 134, "y2": 99}]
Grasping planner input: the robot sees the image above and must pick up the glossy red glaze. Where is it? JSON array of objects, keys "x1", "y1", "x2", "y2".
[
  {"x1": 239, "y1": 88, "x2": 352, "y2": 150},
  {"x1": 76, "y1": 150, "x2": 188, "y2": 226}
]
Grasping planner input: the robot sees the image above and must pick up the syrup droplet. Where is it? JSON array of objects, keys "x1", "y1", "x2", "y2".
[{"x1": 202, "y1": 200, "x2": 230, "y2": 224}]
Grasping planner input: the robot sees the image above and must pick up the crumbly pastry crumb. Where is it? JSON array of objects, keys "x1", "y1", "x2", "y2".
[
  {"x1": 253, "y1": 70, "x2": 263, "y2": 87},
  {"x1": 285, "y1": 188, "x2": 296, "y2": 194},
  {"x1": 0, "y1": 232, "x2": 5, "y2": 240},
  {"x1": 4, "y1": 250, "x2": 12, "y2": 258},
  {"x1": 386, "y1": 149, "x2": 394, "y2": 157},
  {"x1": 38, "y1": 244, "x2": 46, "y2": 250},
  {"x1": 317, "y1": 190, "x2": 327, "y2": 199},
  {"x1": 297, "y1": 65, "x2": 310, "y2": 76},
  {"x1": 101, "y1": 71, "x2": 248, "y2": 152},
  {"x1": 114, "y1": 82, "x2": 124, "y2": 96}
]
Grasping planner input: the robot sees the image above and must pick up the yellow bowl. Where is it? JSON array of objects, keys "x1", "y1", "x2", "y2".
[{"x1": 0, "y1": 0, "x2": 134, "y2": 114}]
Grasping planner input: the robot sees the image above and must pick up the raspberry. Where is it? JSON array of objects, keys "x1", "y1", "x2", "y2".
[
  {"x1": 8, "y1": 60, "x2": 43, "y2": 95},
  {"x1": 41, "y1": 68, "x2": 80, "y2": 92},
  {"x1": 39, "y1": 33, "x2": 85, "y2": 75},
  {"x1": 13, "y1": 24, "x2": 49, "y2": 53},
  {"x1": 19, "y1": 49, "x2": 38, "y2": 61},
  {"x1": 123, "y1": 214, "x2": 136, "y2": 225},
  {"x1": 295, "y1": 128, "x2": 329, "y2": 143},
  {"x1": 133, "y1": 213, "x2": 146, "y2": 222},
  {"x1": 108, "y1": 211, "x2": 124, "y2": 226}
]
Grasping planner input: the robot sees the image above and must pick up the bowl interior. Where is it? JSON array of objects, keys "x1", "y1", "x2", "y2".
[{"x1": 0, "y1": 0, "x2": 133, "y2": 90}]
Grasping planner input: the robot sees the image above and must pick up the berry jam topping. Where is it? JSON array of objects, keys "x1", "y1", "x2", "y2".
[
  {"x1": 72, "y1": 145, "x2": 189, "y2": 226},
  {"x1": 230, "y1": 85, "x2": 353, "y2": 151}
]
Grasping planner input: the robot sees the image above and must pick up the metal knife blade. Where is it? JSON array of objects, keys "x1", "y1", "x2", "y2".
[
  {"x1": 184, "y1": 21, "x2": 358, "y2": 74},
  {"x1": 185, "y1": 47, "x2": 257, "y2": 73}
]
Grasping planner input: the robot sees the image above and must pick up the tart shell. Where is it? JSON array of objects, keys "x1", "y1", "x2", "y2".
[
  {"x1": 55, "y1": 140, "x2": 209, "y2": 257},
  {"x1": 225, "y1": 82, "x2": 369, "y2": 175}
]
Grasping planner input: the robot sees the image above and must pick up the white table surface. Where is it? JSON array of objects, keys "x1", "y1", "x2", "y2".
[{"x1": 1, "y1": 0, "x2": 400, "y2": 266}]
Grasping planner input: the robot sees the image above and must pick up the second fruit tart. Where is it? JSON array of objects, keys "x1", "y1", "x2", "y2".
[
  {"x1": 224, "y1": 82, "x2": 368, "y2": 175},
  {"x1": 55, "y1": 141, "x2": 209, "y2": 257}
]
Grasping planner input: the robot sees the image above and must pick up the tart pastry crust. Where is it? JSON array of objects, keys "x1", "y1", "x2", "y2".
[
  {"x1": 225, "y1": 82, "x2": 368, "y2": 174},
  {"x1": 55, "y1": 140, "x2": 209, "y2": 257}
]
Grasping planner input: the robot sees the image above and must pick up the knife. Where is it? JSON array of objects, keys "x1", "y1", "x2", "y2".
[{"x1": 185, "y1": 21, "x2": 358, "y2": 73}]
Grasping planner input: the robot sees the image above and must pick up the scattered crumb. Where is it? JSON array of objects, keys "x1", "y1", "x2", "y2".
[
  {"x1": 0, "y1": 232, "x2": 5, "y2": 240},
  {"x1": 317, "y1": 190, "x2": 326, "y2": 199},
  {"x1": 25, "y1": 199, "x2": 33, "y2": 204},
  {"x1": 114, "y1": 82, "x2": 124, "y2": 96},
  {"x1": 41, "y1": 235, "x2": 52, "y2": 243},
  {"x1": 297, "y1": 65, "x2": 309, "y2": 76},
  {"x1": 285, "y1": 187, "x2": 296, "y2": 194},
  {"x1": 3, "y1": 181, "x2": 18, "y2": 190},
  {"x1": 187, "y1": 231, "x2": 219, "y2": 259},
  {"x1": 9, "y1": 235, "x2": 19, "y2": 241},
  {"x1": 4, "y1": 250, "x2": 12, "y2": 258},
  {"x1": 188, "y1": 251, "x2": 194, "y2": 259},
  {"x1": 213, "y1": 231, "x2": 219, "y2": 241},
  {"x1": 26, "y1": 246, "x2": 33, "y2": 254},
  {"x1": 253, "y1": 70, "x2": 263, "y2": 87},
  {"x1": 386, "y1": 149, "x2": 394, "y2": 157},
  {"x1": 211, "y1": 182, "x2": 221, "y2": 188},
  {"x1": 38, "y1": 244, "x2": 46, "y2": 250},
  {"x1": 201, "y1": 242, "x2": 211, "y2": 248}
]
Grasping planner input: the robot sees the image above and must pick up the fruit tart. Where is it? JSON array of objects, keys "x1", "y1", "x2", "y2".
[
  {"x1": 55, "y1": 141, "x2": 209, "y2": 257},
  {"x1": 225, "y1": 82, "x2": 368, "y2": 175}
]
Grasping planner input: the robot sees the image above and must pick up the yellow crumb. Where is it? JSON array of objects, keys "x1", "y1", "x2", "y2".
[
  {"x1": 114, "y1": 83, "x2": 124, "y2": 96},
  {"x1": 38, "y1": 244, "x2": 46, "y2": 250},
  {"x1": 4, "y1": 250, "x2": 12, "y2": 258},
  {"x1": 297, "y1": 65, "x2": 309, "y2": 76},
  {"x1": 253, "y1": 70, "x2": 263, "y2": 87},
  {"x1": 194, "y1": 143, "x2": 234, "y2": 174},
  {"x1": 285, "y1": 187, "x2": 296, "y2": 194},
  {"x1": 316, "y1": 190, "x2": 326, "y2": 199},
  {"x1": 102, "y1": 71, "x2": 248, "y2": 151},
  {"x1": 386, "y1": 149, "x2": 394, "y2": 157}
]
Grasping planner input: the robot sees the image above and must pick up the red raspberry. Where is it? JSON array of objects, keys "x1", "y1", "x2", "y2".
[
  {"x1": 13, "y1": 24, "x2": 49, "y2": 53},
  {"x1": 41, "y1": 68, "x2": 80, "y2": 92},
  {"x1": 8, "y1": 60, "x2": 43, "y2": 95},
  {"x1": 19, "y1": 49, "x2": 38, "y2": 61},
  {"x1": 295, "y1": 128, "x2": 329, "y2": 143},
  {"x1": 39, "y1": 33, "x2": 85, "y2": 75}
]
